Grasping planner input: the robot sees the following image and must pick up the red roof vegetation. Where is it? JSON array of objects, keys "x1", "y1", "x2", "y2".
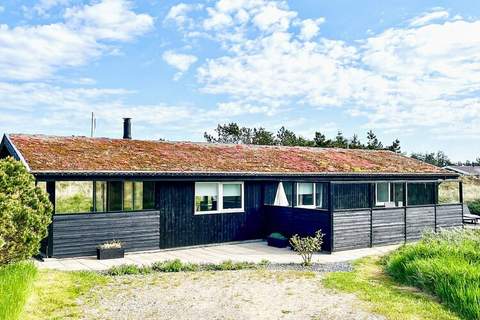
[{"x1": 7, "y1": 134, "x2": 448, "y2": 175}]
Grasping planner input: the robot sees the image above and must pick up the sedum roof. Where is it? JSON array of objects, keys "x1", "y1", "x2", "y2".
[{"x1": 5, "y1": 134, "x2": 449, "y2": 175}]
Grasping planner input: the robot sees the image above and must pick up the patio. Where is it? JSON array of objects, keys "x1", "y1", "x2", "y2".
[{"x1": 35, "y1": 240, "x2": 400, "y2": 271}]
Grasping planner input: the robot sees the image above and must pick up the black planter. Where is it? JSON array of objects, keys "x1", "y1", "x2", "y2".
[
  {"x1": 97, "y1": 247, "x2": 125, "y2": 260},
  {"x1": 267, "y1": 236, "x2": 289, "y2": 248}
]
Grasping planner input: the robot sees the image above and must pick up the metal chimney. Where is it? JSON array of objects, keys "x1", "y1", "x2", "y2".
[{"x1": 123, "y1": 118, "x2": 132, "y2": 139}]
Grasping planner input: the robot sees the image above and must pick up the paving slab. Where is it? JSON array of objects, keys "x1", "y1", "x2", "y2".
[{"x1": 35, "y1": 241, "x2": 400, "y2": 271}]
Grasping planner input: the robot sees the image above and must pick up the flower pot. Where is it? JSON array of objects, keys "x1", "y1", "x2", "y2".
[
  {"x1": 267, "y1": 236, "x2": 289, "y2": 248},
  {"x1": 97, "y1": 247, "x2": 125, "y2": 260}
]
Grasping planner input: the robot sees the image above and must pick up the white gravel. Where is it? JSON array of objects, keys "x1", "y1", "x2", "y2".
[{"x1": 81, "y1": 270, "x2": 383, "y2": 320}]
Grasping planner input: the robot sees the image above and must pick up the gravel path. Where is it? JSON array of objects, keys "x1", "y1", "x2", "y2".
[{"x1": 81, "y1": 267, "x2": 382, "y2": 320}]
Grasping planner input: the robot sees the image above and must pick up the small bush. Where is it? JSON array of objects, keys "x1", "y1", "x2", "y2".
[
  {"x1": 467, "y1": 199, "x2": 480, "y2": 215},
  {"x1": 106, "y1": 264, "x2": 151, "y2": 276},
  {"x1": 290, "y1": 230, "x2": 324, "y2": 266},
  {"x1": 0, "y1": 261, "x2": 37, "y2": 320},
  {"x1": 0, "y1": 157, "x2": 53, "y2": 264},
  {"x1": 151, "y1": 259, "x2": 199, "y2": 272},
  {"x1": 204, "y1": 260, "x2": 256, "y2": 271}
]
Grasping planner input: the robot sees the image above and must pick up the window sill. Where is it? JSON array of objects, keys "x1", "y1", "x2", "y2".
[{"x1": 194, "y1": 210, "x2": 245, "y2": 215}]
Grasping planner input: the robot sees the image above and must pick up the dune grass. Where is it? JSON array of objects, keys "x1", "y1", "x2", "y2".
[
  {"x1": 0, "y1": 261, "x2": 37, "y2": 320},
  {"x1": 323, "y1": 257, "x2": 459, "y2": 320},
  {"x1": 385, "y1": 229, "x2": 480, "y2": 320},
  {"x1": 21, "y1": 269, "x2": 107, "y2": 320}
]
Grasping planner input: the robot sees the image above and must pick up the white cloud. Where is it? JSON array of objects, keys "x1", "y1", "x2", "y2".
[
  {"x1": 409, "y1": 9, "x2": 449, "y2": 27},
  {"x1": 0, "y1": 0, "x2": 153, "y2": 81},
  {"x1": 162, "y1": 50, "x2": 197, "y2": 79},
  {"x1": 298, "y1": 18, "x2": 325, "y2": 41},
  {"x1": 164, "y1": 3, "x2": 202, "y2": 29}
]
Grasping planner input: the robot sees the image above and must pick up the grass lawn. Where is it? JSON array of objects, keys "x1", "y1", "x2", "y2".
[
  {"x1": 21, "y1": 269, "x2": 107, "y2": 320},
  {"x1": 323, "y1": 257, "x2": 459, "y2": 320},
  {"x1": 0, "y1": 262, "x2": 37, "y2": 320}
]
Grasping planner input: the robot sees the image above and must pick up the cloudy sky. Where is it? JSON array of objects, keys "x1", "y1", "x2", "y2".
[{"x1": 0, "y1": 0, "x2": 479, "y2": 161}]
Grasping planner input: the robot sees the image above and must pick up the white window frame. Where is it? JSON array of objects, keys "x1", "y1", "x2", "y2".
[
  {"x1": 194, "y1": 182, "x2": 244, "y2": 215},
  {"x1": 375, "y1": 182, "x2": 391, "y2": 206},
  {"x1": 296, "y1": 182, "x2": 316, "y2": 208}
]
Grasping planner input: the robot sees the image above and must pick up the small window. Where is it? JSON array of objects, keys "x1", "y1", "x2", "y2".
[
  {"x1": 315, "y1": 183, "x2": 328, "y2": 209},
  {"x1": 143, "y1": 182, "x2": 156, "y2": 209},
  {"x1": 95, "y1": 181, "x2": 107, "y2": 212},
  {"x1": 297, "y1": 182, "x2": 314, "y2": 207},
  {"x1": 222, "y1": 183, "x2": 242, "y2": 210},
  {"x1": 195, "y1": 182, "x2": 219, "y2": 212},
  {"x1": 123, "y1": 181, "x2": 134, "y2": 211},
  {"x1": 108, "y1": 181, "x2": 123, "y2": 211},
  {"x1": 438, "y1": 180, "x2": 460, "y2": 204},
  {"x1": 195, "y1": 182, "x2": 244, "y2": 214},
  {"x1": 407, "y1": 182, "x2": 435, "y2": 206},
  {"x1": 55, "y1": 181, "x2": 93, "y2": 214},
  {"x1": 376, "y1": 182, "x2": 390, "y2": 206}
]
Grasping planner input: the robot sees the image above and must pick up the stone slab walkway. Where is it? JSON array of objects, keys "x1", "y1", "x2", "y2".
[{"x1": 35, "y1": 241, "x2": 400, "y2": 271}]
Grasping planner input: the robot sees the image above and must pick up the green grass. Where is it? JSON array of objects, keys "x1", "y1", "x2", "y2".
[
  {"x1": 323, "y1": 257, "x2": 459, "y2": 320},
  {"x1": 21, "y1": 270, "x2": 107, "y2": 320},
  {"x1": 106, "y1": 259, "x2": 269, "y2": 276},
  {"x1": 0, "y1": 262, "x2": 37, "y2": 320},
  {"x1": 385, "y1": 229, "x2": 480, "y2": 320}
]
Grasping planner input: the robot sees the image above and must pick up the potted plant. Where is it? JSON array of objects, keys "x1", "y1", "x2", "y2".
[
  {"x1": 267, "y1": 232, "x2": 289, "y2": 248},
  {"x1": 97, "y1": 240, "x2": 124, "y2": 260}
]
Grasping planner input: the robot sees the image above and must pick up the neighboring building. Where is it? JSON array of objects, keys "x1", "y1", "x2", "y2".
[
  {"x1": 0, "y1": 120, "x2": 464, "y2": 257},
  {"x1": 445, "y1": 165, "x2": 480, "y2": 177}
]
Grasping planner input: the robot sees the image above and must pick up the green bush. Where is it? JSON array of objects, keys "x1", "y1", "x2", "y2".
[
  {"x1": 0, "y1": 261, "x2": 37, "y2": 320},
  {"x1": 290, "y1": 230, "x2": 324, "y2": 266},
  {"x1": 0, "y1": 157, "x2": 53, "y2": 265},
  {"x1": 105, "y1": 264, "x2": 151, "y2": 276},
  {"x1": 151, "y1": 259, "x2": 199, "y2": 272},
  {"x1": 385, "y1": 228, "x2": 480, "y2": 320},
  {"x1": 467, "y1": 199, "x2": 480, "y2": 215}
]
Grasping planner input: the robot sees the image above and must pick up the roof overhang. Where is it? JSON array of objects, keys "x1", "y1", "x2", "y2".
[{"x1": 0, "y1": 134, "x2": 31, "y2": 171}]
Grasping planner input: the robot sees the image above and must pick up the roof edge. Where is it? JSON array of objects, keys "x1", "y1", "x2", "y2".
[{"x1": 2, "y1": 134, "x2": 31, "y2": 172}]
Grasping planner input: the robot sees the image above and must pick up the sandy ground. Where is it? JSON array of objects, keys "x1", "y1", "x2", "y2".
[{"x1": 81, "y1": 270, "x2": 383, "y2": 320}]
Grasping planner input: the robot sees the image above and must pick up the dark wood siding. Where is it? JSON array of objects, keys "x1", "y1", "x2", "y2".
[
  {"x1": 333, "y1": 210, "x2": 371, "y2": 251},
  {"x1": 264, "y1": 206, "x2": 332, "y2": 251},
  {"x1": 406, "y1": 206, "x2": 435, "y2": 241},
  {"x1": 158, "y1": 181, "x2": 264, "y2": 249},
  {"x1": 52, "y1": 211, "x2": 160, "y2": 257},
  {"x1": 436, "y1": 204, "x2": 463, "y2": 229},
  {"x1": 372, "y1": 208, "x2": 405, "y2": 246}
]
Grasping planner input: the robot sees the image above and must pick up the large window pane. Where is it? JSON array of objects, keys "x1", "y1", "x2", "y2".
[
  {"x1": 407, "y1": 182, "x2": 435, "y2": 206},
  {"x1": 223, "y1": 183, "x2": 242, "y2": 209},
  {"x1": 143, "y1": 182, "x2": 155, "y2": 209},
  {"x1": 95, "y1": 181, "x2": 107, "y2": 212},
  {"x1": 297, "y1": 182, "x2": 314, "y2": 206},
  {"x1": 393, "y1": 183, "x2": 404, "y2": 207},
  {"x1": 333, "y1": 183, "x2": 370, "y2": 210},
  {"x1": 376, "y1": 182, "x2": 390, "y2": 205},
  {"x1": 134, "y1": 182, "x2": 144, "y2": 210},
  {"x1": 315, "y1": 183, "x2": 328, "y2": 209},
  {"x1": 55, "y1": 181, "x2": 93, "y2": 214},
  {"x1": 283, "y1": 182, "x2": 294, "y2": 207},
  {"x1": 195, "y1": 183, "x2": 218, "y2": 212},
  {"x1": 123, "y1": 181, "x2": 134, "y2": 211},
  {"x1": 438, "y1": 181, "x2": 460, "y2": 204},
  {"x1": 108, "y1": 181, "x2": 123, "y2": 211}
]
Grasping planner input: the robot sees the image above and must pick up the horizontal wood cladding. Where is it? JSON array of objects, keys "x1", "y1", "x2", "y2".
[
  {"x1": 52, "y1": 211, "x2": 160, "y2": 257},
  {"x1": 372, "y1": 208, "x2": 405, "y2": 246},
  {"x1": 436, "y1": 204, "x2": 463, "y2": 229},
  {"x1": 264, "y1": 206, "x2": 332, "y2": 251},
  {"x1": 157, "y1": 181, "x2": 264, "y2": 249},
  {"x1": 406, "y1": 206, "x2": 435, "y2": 241},
  {"x1": 333, "y1": 210, "x2": 371, "y2": 251}
]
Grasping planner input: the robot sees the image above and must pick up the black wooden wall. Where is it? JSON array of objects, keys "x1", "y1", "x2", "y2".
[
  {"x1": 264, "y1": 205, "x2": 332, "y2": 251},
  {"x1": 157, "y1": 181, "x2": 265, "y2": 249},
  {"x1": 52, "y1": 211, "x2": 160, "y2": 257}
]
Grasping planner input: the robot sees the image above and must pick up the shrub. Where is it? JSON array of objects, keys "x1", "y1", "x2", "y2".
[
  {"x1": 151, "y1": 259, "x2": 199, "y2": 272},
  {"x1": 467, "y1": 199, "x2": 480, "y2": 215},
  {"x1": 0, "y1": 261, "x2": 37, "y2": 320},
  {"x1": 289, "y1": 230, "x2": 324, "y2": 266},
  {"x1": 0, "y1": 157, "x2": 53, "y2": 265},
  {"x1": 106, "y1": 264, "x2": 151, "y2": 276},
  {"x1": 385, "y1": 228, "x2": 480, "y2": 320}
]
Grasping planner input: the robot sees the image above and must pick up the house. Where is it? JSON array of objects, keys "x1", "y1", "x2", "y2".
[
  {"x1": 0, "y1": 119, "x2": 464, "y2": 258},
  {"x1": 445, "y1": 165, "x2": 480, "y2": 177}
]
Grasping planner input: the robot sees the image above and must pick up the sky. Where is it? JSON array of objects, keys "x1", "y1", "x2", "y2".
[{"x1": 0, "y1": 0, "x2": 479, "y2": 162}]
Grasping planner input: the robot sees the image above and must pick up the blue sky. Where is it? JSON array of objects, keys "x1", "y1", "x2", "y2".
[{"x1": 0, "y1": 0, "x2": 479, "y2": 161}]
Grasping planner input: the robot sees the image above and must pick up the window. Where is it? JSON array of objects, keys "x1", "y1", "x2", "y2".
[
  {"x1": 108, "y1": 181, "x2": 123, "y2": 211},
  {"x1": 95, "y1": 181, "x2": 107, "y2": 212},
  {"x1": 376, "y1": 182, "x2": 390, "y2": 206},
  {"x1": 195, "y1": 182, "x2": 244, "y2": 214},
  {"x1": 375, "y1": 182, "x2": 405, "y2": 207},
  {"x1": 333, "y1": 183, "x2": 370, "y2": 210},
  {"x1": 296, "y1": 182, "x2": 328, "y2": 209},
  {"x1": 315, "y1": 183, "x2": 328, "y2": 209},
  {"x1": 407, "y1": 182, "x2": 435, "y2": 206},
  {"x1": 438, "y1": 180, "x2": 460, "y2": 204},
  {"x1": 143, "y1": 182, "x2": 155, "y2": 210},
  {"x1": 55, "y1": 181, "x2": 93, "y2": 214}
]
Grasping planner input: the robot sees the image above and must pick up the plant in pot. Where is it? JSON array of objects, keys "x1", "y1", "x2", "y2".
[
  {"x1": 97, "y1": 240, "x2": 124, "y2": 260},
  {"x1": 267, "y1": 232, "x2": 289, "y2": 248}
]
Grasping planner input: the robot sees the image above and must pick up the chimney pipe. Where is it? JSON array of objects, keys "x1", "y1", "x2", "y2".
[{"x1": 123, "y1": 118, "x2": 131, "y2": 139}]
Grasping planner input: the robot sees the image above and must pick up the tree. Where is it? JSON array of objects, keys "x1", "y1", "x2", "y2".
[
  {"x1": 333, "y1": 131, "x2": 348, "y2": 148},
  {"x1": 0, "y1": 157, "x2": 52, "y2": 264},
  {"x1": 289, "y1": 230, "x2": 324, "y2": 266},
  {"x1": 251, "y1": 128, "x2": 275, "y2": 145},
  {"x1": 349, "y1": 134, "x2": 363, "y2": 149},
  {"x1": 204, "y1": 123, "x2": 245, "y2": 144},
  {"x1": 387, "y1": 139, "x2": 401, "y2": 153},
  {"x1": 411, "y1": 151, "x2": 451, "y2": 167},
  {"x1": 276, "y1": 127, "x2": 298, "y2": 146},
  {"x1": 366, "y1": 130, "x2": 383, "y2": 150},
  {"x1": 313, "y1": 132, "x2": 331, "y2": 147}
]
